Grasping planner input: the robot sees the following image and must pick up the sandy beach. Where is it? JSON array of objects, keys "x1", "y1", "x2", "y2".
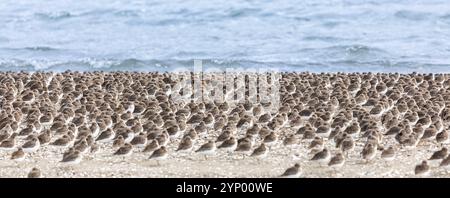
[
  {"x1": 1, "y1": 72, "x2": 450, "y2": 178},
  {"x1": 0, "y1": 133, "x2": 449, "y2": 178}
]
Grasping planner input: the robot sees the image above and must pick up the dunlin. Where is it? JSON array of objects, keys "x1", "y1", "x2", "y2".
[
  {"x1": 381, "y1": 146, "x2": 395, "y2": 161},
  {"x1": 21, "y1": 137, "x2": 40, "y2": 153},
  {"x1": 114, "y1": 143, "x2": 133, "y2": 156},
  {"x1": 176, "y1": 136, "x2": 193, "y2": 153},
  {"x1": 27, "y1": 167, "x2": 41, "y2": 178},
  {"x1": 60, "y1": 150, "x2": 82, "y2": 165},
  {"x1": 149, "y1": 146, "x2": 168, "y2": 165},
  {"x1": 11, "y1": 148, "x2": 25, "y2": 161},
  {"x1": 280, "y1": 163, "x2": 301, "y2": 178},
  {"x1": 218, "y1": 137, "x2": 238, "y2": 152},
  {"x1": 311, "y1": 148, "x2": 330, "y2": 164},
  {"x1": 195, "y1": 141, "x2": 216, "y2": 160},
  {"x1": 251, "y1": 143, "x2": 268, "y2": 159},
  {"x1": 328, "y1": 153, "x2": 345, "y2": 168},
  {"x1": 414, "y1": 160, "x2": 430, "y2": 176},
  {"x1": 143, "y1": 139, "x2": 160, "y2": 153}
]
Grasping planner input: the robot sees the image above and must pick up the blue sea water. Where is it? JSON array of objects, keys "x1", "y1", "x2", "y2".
[{"x1": 1, "y1": 0, "x2": 450, "y2": 72}]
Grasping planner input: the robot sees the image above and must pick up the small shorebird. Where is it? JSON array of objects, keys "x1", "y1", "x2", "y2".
[
  {"x1": 216, "y1": 131, "x2": 232, "y2": 143},
  {"x1": 51, "y1": 135, "x2": 71, "y2": 148},
  {"x1": 63, "y1": 148, "x2": 75, "y2": 160},
  {"x1": 439, "y1": 154, "x2": 450, "y2": 168},
  {"x1": 316, "y1": 125, "x2": 331, "y2": 137},
  {"x1": 361, "y1": 143, "x2": 377, "y2": 163},
  {"x1": 302, "y1": 129, "x2": 316, "y2": 140},
  {"x1": 311, "y1": 148, "x2": 330, "y2": 164},
  {"x1": 130, "y1": 132, "x2": 147, "y2": 148},
  {"x1": 90, "y1": 143, "x2": 99, "y2": 153},
  {"x1": 149, "y1": 146, "x2": 168, "y2": 166},
  {"x1": 381, "y1": 146, "x2": 395, "y2": 161},
  {"x1": 283, "y1": 134, "x2": 298, "y2": 147},
  {"x1": 429, "y1": 147, "x2": 448, "y2": 161},
  {"x1": 195, "y1": 141, "x2": 216, "y2": 160},
  {"x1": 27, "y1": 167, "x2": 41, "y2": 178},
  {"x1": 21, "y1": 137, "x2": 40, "y2": 153},
  {"x1": 251, "y1": 143, "x2": 268, "y2": 159},
  {"x1": 235, "y1": 137, "x2": 253, "y2": 156},
  {"x1": 0, "y1": 133, "x2": 17, "y2": 151},
  {"x1": 143, "y1": 140, "x2": 160, "y2": 153},
  {"x1": 218, "y1": 137, "x2": 237, "y2": 153},
  {"x1": 38, "y1": 130, "x2": 51, "y2": 145},
  {"x1": 428, "y1": 147, "x2": 447, "y2": 166},
  {"x1": 156, "y1": 132, "x2": 169, "y2": 146},
  {"x1": 176, "y1": 136, "x2": 193, "y2": 153},
  {"x1": 114, "y1": 143, "x2": 133, "y2": 157},
  {"x1": 280, "y1": 163, "x2": 301, "y2": 178},
  {"x1": 344, "y1": 122, "x2": 360, "y2": 136},
  {"x1": 414, "y1": 160, "x2": 430, "y2": 176},
  {"x1": 263, "y1": 132, "x2": 278, "y2": 146},
  {"x1": 113, "y1": 135, "x2": 125, "y2": 148},
  {"x1": 11, "y1": 148, "x2": 25, "y2": 161},
  {"x1": 60, "y1": 150, "x2": 82, "y2": 165},
  {"x1": 183, "y1": 128, "x2": 198, "y2": 141},
  {"x1": 74, "y1": 140, "x2": 89, "y2": 154},
  {"x1": 96, "y1": 129, "x2": 115, "y2": 143},
  {"x1": 340, "y1": 136, "x2": 355, "y2": 155},
  {"x1": 328, "y1": 153, "x2": 345, "y2": 168},
  {"x1": 308, "y1": 136, "x2": 324, "y2": 151},
  {"x1": 436, "y1": 130, "x2": 449, "y2": 144}
]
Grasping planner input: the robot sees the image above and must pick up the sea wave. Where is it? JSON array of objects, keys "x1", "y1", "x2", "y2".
[
  {"x1": 34, "y1": 11, "x2": 74, "y2": 21},
  {"x1": 394, "y1": 10, "x2": 432, "y2": 21},
  {"x1": 24, "y1": 46, "x2": 58, "y2": 51},
  {"x1": 0, "y1": 0, "x2": 449, "y2": 73}
]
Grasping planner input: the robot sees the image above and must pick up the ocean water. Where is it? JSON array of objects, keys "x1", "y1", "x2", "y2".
[{"x1": 1, "y1": 0, "x2": 450, "y2": 72}]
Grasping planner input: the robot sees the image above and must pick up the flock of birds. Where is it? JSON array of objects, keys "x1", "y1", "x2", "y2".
[{"x1": 1, "y1": 71, "x2": 450, "y2": 178}]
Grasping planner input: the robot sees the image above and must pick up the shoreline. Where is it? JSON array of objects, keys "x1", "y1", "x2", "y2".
[{"x1": 2, "y1": 71, "x2": 450, "y2": 74}]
